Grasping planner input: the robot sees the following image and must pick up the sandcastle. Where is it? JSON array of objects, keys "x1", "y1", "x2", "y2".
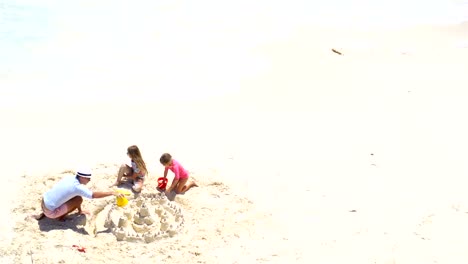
[{"x1": 101, "y1": 192, "x2": 184, "y2": 243}]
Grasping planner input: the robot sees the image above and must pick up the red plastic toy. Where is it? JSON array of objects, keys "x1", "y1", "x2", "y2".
[
  {"x1": 72, "y1": 245, "x2": 86, "y2": 253},
  {"x1": 157, "y1": 177, "x2": 168, "y2": 190}
]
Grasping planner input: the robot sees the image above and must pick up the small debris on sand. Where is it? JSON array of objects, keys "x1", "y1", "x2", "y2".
[{"x1": 331, "y1": 48, "x2": 343, "y2": 55}]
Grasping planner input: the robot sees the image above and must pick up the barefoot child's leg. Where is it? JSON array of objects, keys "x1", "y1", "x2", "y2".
[
  {"x1": 175, "y1": 178, "x2": 198, "y2": 193},
  {"x1": 132, "y1": 179, "x2": 144, "y2": 192},
  {"x1": 174, "y1": 178, "x2": 188, "y2": 194},
  {"x1": 111, "y1": 164, "x2": 132, "y2": 187},
  {"x1": 181, "y1": 181, "x2": 198, "y2": 193}
]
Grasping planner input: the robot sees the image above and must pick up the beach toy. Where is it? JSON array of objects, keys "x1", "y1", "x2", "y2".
[
  {"x1": 72, "y1": 245, "x2": 86, "y2": 253},
  {"x1": 116, "y1": 196, "x2": 129, "y2": 207},
  {"x1": 116, "y1": 189, "x2": 131, "y2": 207},
  {"x1": 157, "y1": 177, "x2": 168, "y2": 190},
  {"x1": 116, "y1": 188, "x2": 132, "y2": 196}
]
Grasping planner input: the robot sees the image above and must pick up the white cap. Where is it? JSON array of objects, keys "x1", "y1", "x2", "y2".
[{"x1": 76, "y1": 167, "x2": 92, "y2": 178}]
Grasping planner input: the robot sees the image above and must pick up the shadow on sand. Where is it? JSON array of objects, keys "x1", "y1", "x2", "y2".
[
  {"x1": 156, "y1": 188, "x2": 187, "y2": 201},
  {"x1": 37, "y1": 213, "x2": 89, "y2": 235}
]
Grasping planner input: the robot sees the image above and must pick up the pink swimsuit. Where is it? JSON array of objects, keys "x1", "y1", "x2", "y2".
[{"x1": 165, "y1": 159, "x2": 189, "y2": 180}]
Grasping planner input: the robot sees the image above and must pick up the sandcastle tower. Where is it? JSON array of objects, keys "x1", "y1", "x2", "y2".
[{"x1": 103, "y1": 192, "x2": 185, "y2": 243}]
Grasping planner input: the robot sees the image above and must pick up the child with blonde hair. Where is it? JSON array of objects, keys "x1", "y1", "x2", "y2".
[
  {"x1": 160, "y1": 153, "x2": 198, "y2": 194},
  {"x1": 111, "y1": 145, "x2": 148, "y2": 192}
]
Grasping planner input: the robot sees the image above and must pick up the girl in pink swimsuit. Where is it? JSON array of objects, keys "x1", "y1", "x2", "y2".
[{"x1": 160, "y1": 153, "x2": 198, "y2": 194}]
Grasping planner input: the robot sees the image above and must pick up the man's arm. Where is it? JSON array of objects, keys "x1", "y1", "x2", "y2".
[{"x1": 92, "y1": 191, "x2": 117, "y2": 199}]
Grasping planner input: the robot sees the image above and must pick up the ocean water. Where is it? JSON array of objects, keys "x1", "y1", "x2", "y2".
[{"x1": 1, "y1": 0, "x2": 467, "y2": 106}]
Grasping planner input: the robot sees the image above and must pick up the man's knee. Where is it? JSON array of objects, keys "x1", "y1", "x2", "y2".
[{"x1": 74, "y1": 196, "x2": 83, "y2": 203}]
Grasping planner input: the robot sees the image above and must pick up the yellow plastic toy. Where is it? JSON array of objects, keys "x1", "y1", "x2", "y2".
[{"x1": 116, "y1": 189, "x2": 131, "y2": 207}]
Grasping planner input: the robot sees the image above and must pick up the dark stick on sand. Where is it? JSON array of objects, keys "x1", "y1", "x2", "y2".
[{"x1": 331, "y1": 49, "x2": 343, "y2": 55}]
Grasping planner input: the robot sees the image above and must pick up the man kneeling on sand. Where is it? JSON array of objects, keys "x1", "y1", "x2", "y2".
[{"x1": 35, "y1": 167, "x2": 123, "y2": 221}]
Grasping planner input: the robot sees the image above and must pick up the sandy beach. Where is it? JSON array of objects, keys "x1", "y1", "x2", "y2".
[{"x1": 2, "y1": 2, "x2": 468, "y2": 262}]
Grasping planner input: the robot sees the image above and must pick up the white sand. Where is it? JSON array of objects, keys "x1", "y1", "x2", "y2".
[{"x1": 1, "y1": 23, "x2": 468, "y2": 263}]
